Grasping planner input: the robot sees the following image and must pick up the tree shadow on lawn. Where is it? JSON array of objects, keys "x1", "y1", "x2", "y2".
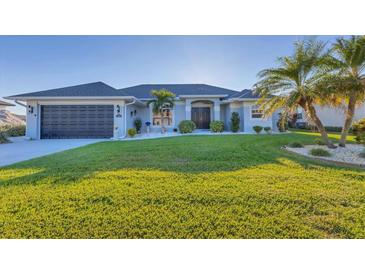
[{"x1": 1, "y1": 134, "x2": 364, "y2": 187}]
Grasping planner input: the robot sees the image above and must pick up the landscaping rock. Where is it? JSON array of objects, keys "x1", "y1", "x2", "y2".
[{"x1": 286, "y1": 144, "x2": 365, "y2": 166}]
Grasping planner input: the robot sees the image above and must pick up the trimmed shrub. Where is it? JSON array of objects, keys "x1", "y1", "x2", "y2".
[
  {"x1": 310, "y1": 148, "x2": 331, "y2": 157},
  {"x1": 352, "y1": 118, "x2": 365, "y2": 144},
  {"x1": 230, "y1": 112, "x2": 240, "y2": 132},
  {"x1": 324, "y1": 126, "x2": 343, "y2": 133},
  {"x1": 210, "y1": 121, "x2": 224, "y2": 133},
  {"x1": 288, "y1": 141, "x2": 304, "y2": 148},
  {"x1": 277, "y1": 116, "x2": 288, "y2": 132},
  {"x1": 253, "y1": 125, "x2": 263, "y2": 134},
  {"x1": 295, "y1": 122, "x2": 309, "y2": 129},
  {"x1": 264, "y1": 126, "x2": 271, "y2": 134},
  {"x1": 134, "y1": 118, "x2": 142, "y2": 133},
  {"x1": 0, "y1": 125, "x2": 26, "y2": 137},
  {"x1": 314, "y1": 138, "x2": 326, "y2": 146},
  {"x1": 127, "y1": 128, "x2": 137, "y2": 137},
  {"x1": 178, "y1": 120, "x2": 196, "y2": 134},
  {"x1": 0, "y1": 132, "x2": 10, "y2": 144}
]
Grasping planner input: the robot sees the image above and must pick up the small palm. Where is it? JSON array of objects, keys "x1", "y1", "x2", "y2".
[
  {"x1": 319, "y1": 36, "x2": 365, "y2": 146},
  {"x1": 147, "y1": 89, "x2": 175, "y2": 133}
]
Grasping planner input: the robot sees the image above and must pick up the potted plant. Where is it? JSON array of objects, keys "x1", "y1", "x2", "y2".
[
  {"x1": 145, "y1": 121, "x2": 151, "y2": 134},
  {"x1": 264, "y1": 126, "x2": 271, "y2": 134},
  {"x1": 134, "y1": 118, "x2": 142, "y2": 134},
  {"x1": 253, "y1": 125, "x2": 263, "y2": 134}
]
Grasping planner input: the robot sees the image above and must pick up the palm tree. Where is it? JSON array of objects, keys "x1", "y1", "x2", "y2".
[
  {"x1": 254, "y1": 39, "x2": 336, "y2": 148},
  {"x1": 147, "y1": 89, "x2": 175, "y2": 133},
  {"x1": 318, "y1": 36, "x2": 365, "y2": 147}
]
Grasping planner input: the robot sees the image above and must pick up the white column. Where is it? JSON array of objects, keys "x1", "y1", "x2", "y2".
[
  {"x1": 213, "y1": 100, "x2": 220, "y2": 121},
  {"x1": 185, "y1": 99, "x2": 192, "y2": 120}
]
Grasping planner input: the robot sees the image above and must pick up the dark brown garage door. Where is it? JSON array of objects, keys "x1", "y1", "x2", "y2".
[{"x1": 41, "y1": 105, "x2": 114, "y2": 139}]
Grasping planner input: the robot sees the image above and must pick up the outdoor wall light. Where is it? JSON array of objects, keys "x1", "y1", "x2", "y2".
[
  {"x1": 116, "y1": 105, "x2": 122, "y2": 117},
  {"x1": 134, "y1": 110, "x2": 137, "y2": 116}
]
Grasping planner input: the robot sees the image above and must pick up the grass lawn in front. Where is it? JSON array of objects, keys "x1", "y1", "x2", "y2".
[{"x1": 0, "y1": 133, "x2": 364, "y2": 238}]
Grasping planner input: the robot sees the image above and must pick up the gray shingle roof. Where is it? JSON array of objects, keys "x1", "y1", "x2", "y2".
[
  {"x1": 0, "y1": 100, "x2": 15, "y2": 106},
  {"x1": 228, "y1": 89, "x2": 260, "y2": 99},
  {"x1": 7, "y1": 82, "x2": 130, "y2": 98},
  {"x1": 6, "y1": 82, "x2": 261, "y2": 100},
  {"x1": 118, "y1": 84, "x2": 240, "y2": 99}
]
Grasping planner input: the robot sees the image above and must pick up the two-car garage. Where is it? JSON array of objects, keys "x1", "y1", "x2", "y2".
[{"x1": 40, "y1": 105, "x2": 114, "y2": 139}]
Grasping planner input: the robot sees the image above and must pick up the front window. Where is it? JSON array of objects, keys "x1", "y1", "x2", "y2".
[
  {"x1": 251, "y1": 105, "x2": 263, "y2": 119},
  {"x1": 152, "y1": 106, "x2": 173, "y2": 126}
]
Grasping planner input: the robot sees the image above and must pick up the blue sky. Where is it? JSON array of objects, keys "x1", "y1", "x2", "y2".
[{"x1": 0, "y1": 35, "x2": 339, "y2": 114}]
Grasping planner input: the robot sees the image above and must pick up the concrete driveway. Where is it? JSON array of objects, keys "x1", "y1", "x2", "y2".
[{"x1": 0, "y1": 137, "x2": 104, "y2": 167}]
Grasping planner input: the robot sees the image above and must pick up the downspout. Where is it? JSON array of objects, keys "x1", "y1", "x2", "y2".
[{"x1": 120, "y1": 98, "x2": 136, "y2": 139}]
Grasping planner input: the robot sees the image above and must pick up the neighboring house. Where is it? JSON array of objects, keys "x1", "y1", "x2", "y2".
[
  {"x1": 0, "y1": 99, "x2": 15, "y2": 111},
  {"x1": 0, "y1": 99, "x2": 25, "y2": 126},
  {"x1": 296, "y1": 104, "x2": 365, "y2": 128},
  {"x1": 5, "y1": 82, "x2": 279, "y2": 139}
]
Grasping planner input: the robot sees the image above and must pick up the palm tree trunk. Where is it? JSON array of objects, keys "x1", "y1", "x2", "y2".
[
  {"x1": 306, "y1": 104, "x2": 336, "y2": 148},
  {"x1": 339, "y1": 95, "x2": 356, "y2": 147},
  {"x1": 160, "y1": 113, "x2": 164, "y2": 133}
]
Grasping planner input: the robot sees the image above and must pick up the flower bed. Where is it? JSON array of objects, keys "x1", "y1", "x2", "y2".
[{"x1": 285, "y1": 144, "x2": 365, "y2": 167}]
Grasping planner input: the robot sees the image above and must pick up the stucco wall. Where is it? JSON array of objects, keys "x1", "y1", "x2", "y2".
[
  {"x1": 220, "y1": 104, "x2": 228, "y2": 130},
  {"x1": 174, "y1": 101, "x2": 186, "y2": 128},
  {"x1": 242, "y1": 101, "x2": 273, "y2": 133},
  {"x1": 25, "y1": 100, "x2": 40, "y2": 139},
  {"x1": 227, "y1": 102, "x2": 245, "y2": 132},
  {"x1": 298, "y1": 103, "x2": 365, "y2": 127},
  {"x1": 271, "y1": 110, "x2": 280, "y2": 132}
]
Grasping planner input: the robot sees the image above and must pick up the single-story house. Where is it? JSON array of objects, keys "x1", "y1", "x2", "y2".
[{"x1": 5, "y1": 82, "x2": 280, "y2": 139}]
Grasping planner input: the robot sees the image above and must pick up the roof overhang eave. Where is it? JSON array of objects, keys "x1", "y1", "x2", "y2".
[
  {"x1": 226, "y1": 98, "x2": 262, "y2": 102},
  {"x1": 4, "y1": 96, "x2": 138, "y2": 101}
]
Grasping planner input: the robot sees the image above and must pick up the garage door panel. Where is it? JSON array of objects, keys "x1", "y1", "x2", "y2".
[{"x1": 41, "y1": 105, "x2": 114, "y2": 139}]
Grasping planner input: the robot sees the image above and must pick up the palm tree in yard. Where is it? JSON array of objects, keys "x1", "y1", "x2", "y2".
[
  {"x1": 318, "y1": 36, "x2": 365, "y2": 147},
  {"x1": 147, "y1": 89, "x2": 175, "y2": 133},
  {"x1": 254, "y1": 39, "x2": 336, "y2": 148}
]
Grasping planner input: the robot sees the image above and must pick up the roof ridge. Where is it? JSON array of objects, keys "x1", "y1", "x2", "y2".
[
  {"x1": 43, "y1": 81, "x2": 113, "y2": 90},
  {"x1": 119, "y1": 83, "x2": 240, "y2": 93}
]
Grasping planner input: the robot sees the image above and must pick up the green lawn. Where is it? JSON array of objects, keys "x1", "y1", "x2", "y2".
[{"x1": 0, "y1": 133, "x2": 364, "y2": 239}]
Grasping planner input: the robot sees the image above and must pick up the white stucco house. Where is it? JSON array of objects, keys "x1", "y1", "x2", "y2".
[
  {"x1": 296, "y1": 103, "x2": 365, "y2": 128},
  {"x1": 5, "y1": 82, "x2": 280, "y2": 139}
]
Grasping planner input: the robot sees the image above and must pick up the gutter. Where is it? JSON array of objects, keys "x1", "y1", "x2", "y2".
[{"x1": 15, "y1": 100, "x2": 27, "y2": 108}]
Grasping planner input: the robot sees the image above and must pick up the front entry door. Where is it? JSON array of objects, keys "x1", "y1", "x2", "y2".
[{"x1": 191, "y1": 107, "x2": 211, "y2": 129}]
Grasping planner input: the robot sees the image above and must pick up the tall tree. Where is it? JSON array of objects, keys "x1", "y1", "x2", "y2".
[
  {"x1": 319, "y1": 36, "x2": 365, "y2": 147},
  {"x1": 254, "y1": 39, "x2": 336, "y2": 148},
  {"x1": 147, "y1": 89, "x2": 175, "y2": 133}
]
